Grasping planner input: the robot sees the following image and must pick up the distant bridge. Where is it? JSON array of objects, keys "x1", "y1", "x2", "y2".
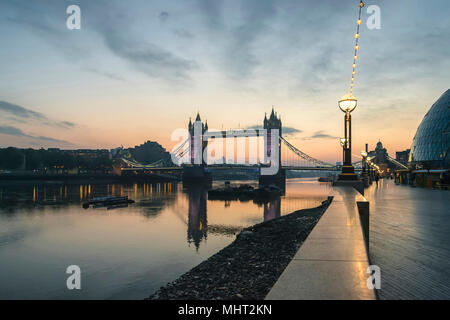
[{"x1": 118, "y1": 109, "x2": 407, "y2": 180}]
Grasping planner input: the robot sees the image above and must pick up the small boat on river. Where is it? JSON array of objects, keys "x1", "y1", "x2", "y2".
[{"x1": 82, "y1": 196, "x2": 135, "y2": 209}]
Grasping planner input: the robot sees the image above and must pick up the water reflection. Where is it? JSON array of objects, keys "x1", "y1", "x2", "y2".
[
  {"x1": 0, "y1": 180, "x2": 329, "y2": 249},
  {"x1": 263, "y1": 198, "x2": 281, "y2": 221},
  {"x1": 0, "y1": 178, "x2": 330, "y2": 299},
  {"x1": 186, "y1": 184, "x2": 208, "y2": 249}
]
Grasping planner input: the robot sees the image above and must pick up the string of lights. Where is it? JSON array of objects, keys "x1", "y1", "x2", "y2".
[{"x1": 350, "y1": 1, "x2": 364, "y2": 95}]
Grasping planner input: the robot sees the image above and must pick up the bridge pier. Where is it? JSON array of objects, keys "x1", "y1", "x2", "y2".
[
  {"x1": 259, "y1": 168, "x2": 286, "y2": 192},
  {"x1": 182, "y1": 166, "x2": 212, "y2": 184}
]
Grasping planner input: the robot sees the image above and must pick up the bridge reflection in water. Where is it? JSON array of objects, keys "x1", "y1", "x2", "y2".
[
  {"x1": 184, "y1": 183, "x2": 285, "y2": 249},
  {"x1": 0, "y1": 178, "x2": 331, "y2": 251},
  {"x1": 0, "y1": 178, "x2": 331, "y2": 299},
  {"x1": 183, "y1": 180, "x2": 330, "y2": 249}
]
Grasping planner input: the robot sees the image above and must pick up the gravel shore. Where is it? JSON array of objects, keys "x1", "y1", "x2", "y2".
[{"x1": 148, "y1": 196, "x2": 332, "y2": 300}]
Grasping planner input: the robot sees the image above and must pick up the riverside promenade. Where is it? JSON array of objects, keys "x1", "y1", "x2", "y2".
[
  {"x1": 367, "y1": 179, "x2": 450, "y2": 299},
  {"x1": 266, "y1": 186, "x2": 376, "y2": 300}
]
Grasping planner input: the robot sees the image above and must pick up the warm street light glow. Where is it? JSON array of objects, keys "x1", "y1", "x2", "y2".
[
  {"x1": 346, "y1": 0, "x2": 364, "y2": 94},
  {"x1": 338, "y1": 94, "x2": 358, "y2": 113},
  {"x1": 361, "y1": 151, "x2": 368, "y2": 157}
]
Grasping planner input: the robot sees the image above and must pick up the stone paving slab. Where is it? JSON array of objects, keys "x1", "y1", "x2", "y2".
[
  {"x1": 265, "y1": 186, "x2": 376, "y2": 300},
  {"x1": 265, "y1": 260, "x2": 374, "y2": 300},
  {"x1": 293, "y1": 238, "x2": 368, "y2": 262}
]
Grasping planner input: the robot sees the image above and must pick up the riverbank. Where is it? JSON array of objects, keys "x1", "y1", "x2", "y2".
[
  {"x1": 148, "y1": 196, "x2": 332, "y2": 300},
  {"x1": 0, "y1": 174, "x2": 178, "y2": 186}
]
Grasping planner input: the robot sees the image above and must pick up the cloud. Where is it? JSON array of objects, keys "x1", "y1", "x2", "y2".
[
  {"x1": 85, "y1": 67, "x2": 126, "y2": 82},
  {"x1": 224, "y1": 0, "x2": 277, "y2": 78},
  {"x1": 100, "y1": 32, "x2": 197, "y2": 81},
  {"x1": 196, "y1": 0, "x2": 224, "y2": 30},
  {"x1": 0, "y1": 126, "x2": 26, "y2": 137},
  {"x1": 60, "y1": 121, "x2": 76, "y2": 128},
  {"x1": 303, "y1": 130, "x2": 338, "y2": 140},
  {"x1": 246, "y1": 124, "x2": 302, "y2": 136},
  {"x1": 0, "y1": 125, "x2": 72, "y2": 145},
  {"x1": 0, "y1": 101, "x2": 46, "y2": 121},
  {"x1": 173, "y1": 29, "x2": 195, "y2": 39},
  {"x1": 159, "y1": 11, "x2": 169, "y2": 22},
  {"x1": 0, "y1": 101, "x2": 76, "y2": 128}
]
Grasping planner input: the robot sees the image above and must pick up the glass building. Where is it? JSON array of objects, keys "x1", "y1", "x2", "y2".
[{"x1": 409, "y1": 89, "x2": 450, "y2": 168}]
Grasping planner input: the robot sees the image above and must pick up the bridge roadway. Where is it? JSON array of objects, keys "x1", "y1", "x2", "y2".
[{"x1": 120, "y1": 165, "x2": 359, "y2": 172}]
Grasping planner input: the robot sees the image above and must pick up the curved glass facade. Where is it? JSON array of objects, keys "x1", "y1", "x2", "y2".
[{"x1": 409, "y1": 89, "x2": 450, "y2": 168}]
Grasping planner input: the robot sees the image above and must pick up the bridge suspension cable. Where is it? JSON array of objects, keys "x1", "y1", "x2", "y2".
[
  {"x1": 172, "y1": 138, "x2": 189, "y2": 155},
  {"x1": 280, "y1": 137, "x2": 336, "y2": 168},
  {"x1": 170, "y1": 138, "x2": 190, "y2": 165},
  {"x1": 121, "y1": 158, "x2": 167, "y2": 168}
]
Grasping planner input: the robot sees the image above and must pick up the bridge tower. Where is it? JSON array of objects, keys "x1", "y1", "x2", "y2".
[
  {"x1": 263, "y1": 107, "x2": 282, "y2": 165},
  {"x1": 184, "y1": 113, "x2": 211, "y2": 183},
  {"x1": 188, "y1": 113, "x2": 208, "y2": 166},
  {"x1": 260, "y1": 107, "x2": 286, "y2": 190}
]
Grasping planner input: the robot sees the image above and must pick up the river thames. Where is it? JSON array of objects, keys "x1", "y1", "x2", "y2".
[{"x1": 0, "y1": 178, "x2": 331, "y2": 299}]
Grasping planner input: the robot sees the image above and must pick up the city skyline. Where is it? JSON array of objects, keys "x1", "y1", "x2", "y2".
[{"x1": 1, "y1": 0, "x2": 449, "y2": 163}]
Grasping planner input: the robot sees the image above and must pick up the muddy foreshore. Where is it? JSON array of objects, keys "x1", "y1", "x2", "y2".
[{"x1": 148, "y1": 196, "x2": 333, "y2": 300}]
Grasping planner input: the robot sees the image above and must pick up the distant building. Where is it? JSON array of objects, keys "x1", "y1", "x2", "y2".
[
  {"x1": 368, "y1": 141, "x2": 395, "y2": 176},
  {"x1": 110, "y1": 147, "x2": 123, "y2": 158},
  {"x1": 46, "y1": 148, "x2": 110, "y2": 160},
  {"x1": 396, "y1": 149, "x2": 410, "y2": 166},
  {"x1": 65, "y1": 149, "x2": 110, "y2": 158},
  {"x1": 409, "y1": 89, "x2": 450, "y2": 169},
  {"x1": 368, "y1": 141, "x2": 388, "y2": 164}
]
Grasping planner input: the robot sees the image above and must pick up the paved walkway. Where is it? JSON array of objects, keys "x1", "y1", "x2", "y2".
[
  {"x1": 367, "y1": 179, "x2": 450, "y2": 299},
  {"x1": 266, "y1": 186, "x2": 376, "y2": 300}
]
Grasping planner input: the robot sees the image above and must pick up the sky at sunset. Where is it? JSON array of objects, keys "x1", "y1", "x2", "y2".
[{"x1": 0, "y1": 0, "x2": 449, "y2": 163}]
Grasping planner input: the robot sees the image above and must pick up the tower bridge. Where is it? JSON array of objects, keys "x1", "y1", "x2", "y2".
[
  {"x1": 120, "y1": 108, "x2": 404, "y2": 185},
  {"x1": 177, "y1": 108, "x2": 339, "y2": 185}
]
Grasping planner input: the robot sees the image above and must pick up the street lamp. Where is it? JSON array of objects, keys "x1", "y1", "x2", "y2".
[
  {"x1": 338, "y1": 94, "x2": 358, "y2": 113},
  {"x1": 361, "y1": 150, "x2": 368, "y2": 176},
  {"x1": 337, "y1": 94, "x2": 359, "y2": 181},
  {"x1": 336, "y1": 1, "x2": 364, "y2": 182}
]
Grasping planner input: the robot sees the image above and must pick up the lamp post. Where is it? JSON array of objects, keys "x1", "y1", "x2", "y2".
[
  {"x1": 337, "y1": 94, "x2": 359, "y2": 181},
  {"x1": 361, "y1": 150, "x2": 368, "y2": 174},
  {"x1": 336, "y1": 1, "x2": 364, "y2": 182},
  {"x1": 361, "y1": 150, "x2": 369, "y2": 187}
]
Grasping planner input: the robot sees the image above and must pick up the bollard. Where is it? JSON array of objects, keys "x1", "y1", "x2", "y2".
[{"x1": 357, "y1": 200, "x2": 370, "y2": 252}]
